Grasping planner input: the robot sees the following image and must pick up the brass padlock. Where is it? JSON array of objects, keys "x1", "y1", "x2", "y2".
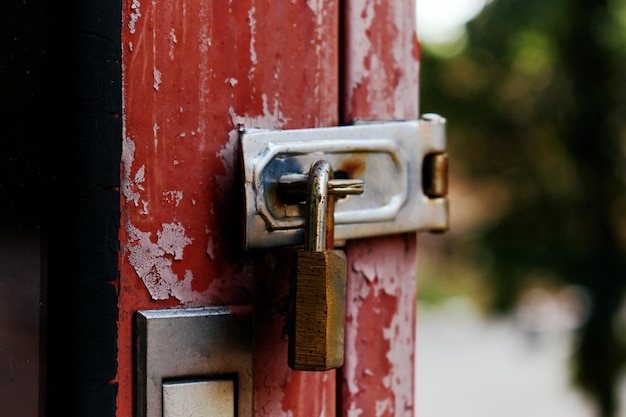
[{"x1": 288, "y1": 160, "x2": 348, "y2": 371}]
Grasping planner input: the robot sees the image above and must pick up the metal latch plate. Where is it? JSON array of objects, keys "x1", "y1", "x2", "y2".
[
  {"x1": 135, "y1": 306, "x2": 254, "y2": 417},
  {"x1": 240, "y1": 116, "x2": 448, "y2": 249}
]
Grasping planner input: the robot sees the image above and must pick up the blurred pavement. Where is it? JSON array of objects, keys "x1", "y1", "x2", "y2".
[{"x1": 416, "y1": 297, "x2": 626, "y2": 417}]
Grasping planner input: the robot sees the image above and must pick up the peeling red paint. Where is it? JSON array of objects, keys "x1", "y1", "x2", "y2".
[
  {"x1": 342, "y1": 235, "x2": 417, "y2": 417},
  {"x1": 342, "y1": 0, "x2": 419, "y2": 122},
  {"x1": 340, "y1": 0, "x2": 420, "y2": 416},
  {"x1": 337, "y1": 155, "x2": 367, "y2": 179},
  {"x1": 118, "y1": 1, "x2": 339, "y2": 416},
  {"x1": 117, "y1": 0, "x2": 419, "y2": 414}
]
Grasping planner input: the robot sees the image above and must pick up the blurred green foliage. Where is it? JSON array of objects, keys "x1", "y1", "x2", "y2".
[{"x1": 419, "y1": 0, "x2": 626, "y2": 415}]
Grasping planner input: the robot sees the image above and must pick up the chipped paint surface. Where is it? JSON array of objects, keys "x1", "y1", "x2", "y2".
[
  {"x1": 342, "y1": 235, "x2": 417, "y2": 417},
  {"x1": 340, "y1": 1, "x2": 420, "y2": 416},
  {"x1": 342, "y1": 0, "x2": 419, "y2": 122},
  {"x1": 125, "y1": 222, "x2": 192, "y2": 299},
  {"x1": 118, "y1": 1, "x2": 340, "y2": 416},
  {"x1": 248, "y1": 6, "x2": 258, "y2": 79},
  {"x1": 119, "y1": 0, "x2": 421, "y2": 413},
  {"x1": 153, "y1": 68, "x2": 161, "y2": 90},
  {"x1": 128, "y1": 0, "x2": 141, "y2": 34},
  {"x1": 121, "y1": 131, "x2": 254, "y2": 304},
  {"x1": 228, "y1": 94, "x2": 290, "y2": 130}
]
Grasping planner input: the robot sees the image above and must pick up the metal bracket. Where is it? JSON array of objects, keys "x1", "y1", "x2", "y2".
[
  {"x1": 135, "y1": 306, "x2": 254, "y2": 417},
  {"x1": 240, "y1": 115, "x2": 448, "y2": 249}
]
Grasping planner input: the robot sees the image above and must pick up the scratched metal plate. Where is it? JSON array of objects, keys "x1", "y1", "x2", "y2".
[
  {"x1": 240, "y1": 117, "x2": 448, "y2": 249},
  {"x1": 135, "y1": 306, "x2": 254, "y2": 417}
]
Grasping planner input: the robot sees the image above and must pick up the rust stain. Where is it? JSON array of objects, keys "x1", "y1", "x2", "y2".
[{"x1": 337, "y1": 154, "x2": 367, "y2": 179}]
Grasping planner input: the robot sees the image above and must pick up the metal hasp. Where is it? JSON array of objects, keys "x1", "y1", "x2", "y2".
[
  {"x1": 239, "y1": 115, "x2": 448, "y2": 249},
  {"x1": 135, "y1": 306, "x2": 254, "y2": 417}
]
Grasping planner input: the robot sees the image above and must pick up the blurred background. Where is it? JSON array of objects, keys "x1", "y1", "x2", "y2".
[{"x1": 415, "y1": 0, "x2": 626, "y2": 416}]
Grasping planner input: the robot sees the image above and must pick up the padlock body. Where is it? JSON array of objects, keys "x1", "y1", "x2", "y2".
[{"x1": 289, "y1": 249, "x2": 346, "y2": 371}]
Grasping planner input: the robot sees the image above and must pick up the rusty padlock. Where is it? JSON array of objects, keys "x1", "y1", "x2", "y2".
[{"x1": 287, "y1": 159, "x2": 351, "y2": 371}]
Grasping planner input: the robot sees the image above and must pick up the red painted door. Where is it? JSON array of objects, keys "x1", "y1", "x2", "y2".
[{"x1": 118, "y1": 1, "x2": 419, "y2": 416}]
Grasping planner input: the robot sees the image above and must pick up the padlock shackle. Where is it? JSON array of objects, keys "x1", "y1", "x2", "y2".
[{"x1": 305, "y1": 160, "x2": 335, "y2": 252}]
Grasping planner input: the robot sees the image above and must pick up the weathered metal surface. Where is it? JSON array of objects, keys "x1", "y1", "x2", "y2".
[
  {"x1": 118, "y1": 1, "x2": 339, "y2": 416},
  {"x1": 290, "y1": 250, "x2": 346, "y2": 371},
  {"x1": 240, "y1": 118, "x2": 448, "y2": 249},
  {"x1": 278, "y1": 174, "x2": 365, "y2": 206},
  {"x1": 340, "y1": 0, "x2": 420, "y2": 416},
  {"x1": 135, "y1": 306, "x2": 254, "y2": 417},
  {"x1": 423, "y1": 152, "x2": 449, "y2": 199}
]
